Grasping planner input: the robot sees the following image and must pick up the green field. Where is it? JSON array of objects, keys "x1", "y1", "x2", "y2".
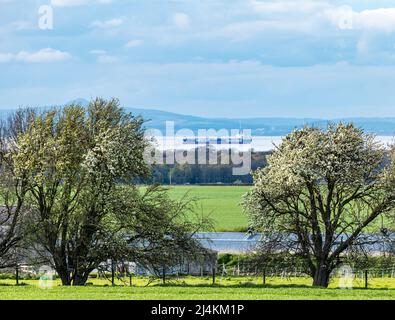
[
  {"x1": 166, "y1": 186, "x2": 251, "y2": 231},
  {"x1": 2, "y1": 185, "x2": 391, "y2": 300},
  {"x1": 164, "y1": 185, "x2": 388, "y2": 232},
  {"x1": 1, "y1": 277, "x2": 395, "y2": 300}
]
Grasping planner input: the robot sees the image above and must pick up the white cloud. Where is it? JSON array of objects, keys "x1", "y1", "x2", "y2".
[
  {"x1": 0, "y1": 48, "x2": 71, "y2": 63},
  {"x1": 250, "y1": 3, "x2": 395, "y2": 33},
  {"x1": 251, "y1": 0, "x2": 330, "y2": 14},
  {"x1": 0, "y1": 53, "x2": 13, "y2": 63},
  {"x1": 356, "y1": 8, "x2": 395, "y2": 32},
  {"x1": 16, "y1": 48, "x2": 71, "y2": 62},
  {"x1": 97, "y1": 55, "x2": 118, "y2": 63},
  {"x1": 324, "y1": 6, "x2": 395, "y2": 32},
  {"x1": 172, "y1": 13, "x2": 191, "y2": 30},
  {"x1": 213, "y1": 3, "x2": 395, "y2": 42},
  {"x1": 125, "y1": 39, "x2": 144, "y2": 48},
  {"x1": 324, "y1": 5, "x2": 355, "y2": 30},
  {"x1": 11, "y1": 21, "x2": 32, "y2": 30},
  {"x1": 90, "y1": 49, "x2": 107, "y2": 55},
  {"x1": 88, "y1": 49, "x2": 118, "y2": 63},
  {"x1": 91, "y1": 18, "x2": 123, "y2": 29},
  {"x1": 210, "y1": 20, "x2": 314, "y2": 41},
  {"x1": 51, "y1": 0, "x2": 112, "y2": 7}
]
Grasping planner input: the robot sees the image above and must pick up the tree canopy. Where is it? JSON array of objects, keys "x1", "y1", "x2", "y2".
[
  {"x1": 0, "y1": 98, "x2": 208, "y2": 286},
  {"x1": 245, "y1": 123, "x2": 395, "y2": 287}
]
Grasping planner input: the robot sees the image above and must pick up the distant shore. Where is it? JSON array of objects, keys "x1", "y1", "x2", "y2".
[{"x1": 151, "y1": 135, "x2": 394, "y2": 152}]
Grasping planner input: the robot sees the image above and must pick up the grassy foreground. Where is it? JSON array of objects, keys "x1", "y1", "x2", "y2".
[{"x1": 1, "y1": 277, "x2": 395, "y2": 300}]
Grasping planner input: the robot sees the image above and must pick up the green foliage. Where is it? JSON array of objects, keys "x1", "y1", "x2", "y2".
[
  {"x1": 14, "y1": 98, "x2": 151, "y2": 285},
  {"x1": 4, "y1": 98, "x2": 206, "y2": 287},
  {"x1": 109, "y1": 185, "x2": 212, "y2": 278},
  {"x1": 217, "y1": 253, "x2": 235, "y2": 266},
  {"x1": 4, "y1": 98, "x2": 211, "y2": 286},
  {"x1": 245, "y1": 123, "x2": 395, "y2": 287},
  {"x1": 149, "y1": 151, "x2": 269, "y2": 185}
]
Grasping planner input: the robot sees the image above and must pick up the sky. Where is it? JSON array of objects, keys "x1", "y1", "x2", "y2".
[{"x1": 1, "y1": 0, "x2": 395, "y2": 118}]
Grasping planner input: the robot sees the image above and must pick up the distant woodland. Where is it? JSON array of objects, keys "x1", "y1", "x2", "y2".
[{"x1": 147, "y1": 148, "x2": 269, "y2": 185}]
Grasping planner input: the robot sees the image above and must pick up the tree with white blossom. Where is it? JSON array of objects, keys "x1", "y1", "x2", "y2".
[{"x1": 244, "y1": 123, "x2": 395, "y2": 287}]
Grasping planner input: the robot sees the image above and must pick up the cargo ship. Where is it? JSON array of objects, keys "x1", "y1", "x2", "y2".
[{"x1": 182, "y1": 136, "x2": 252, "y2": 145}]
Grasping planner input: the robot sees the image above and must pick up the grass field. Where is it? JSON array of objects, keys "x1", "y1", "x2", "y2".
[
  {"x1": 164, "y1": 185, "x2": 388, "y2": 232},
  {"x1": 166, "y1": 185, "x2": 251, "y2": 231},
  {"x1": 1, "y1": 186, "x2": 391, "y2": 300},
  {"x1": 1, "y1": 276, "x2": 395, "y2": 300}
]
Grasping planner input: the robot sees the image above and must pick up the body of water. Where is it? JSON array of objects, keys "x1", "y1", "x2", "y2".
[{"x1": 151, "y1": 136, "x2": 394, "y2": 152}]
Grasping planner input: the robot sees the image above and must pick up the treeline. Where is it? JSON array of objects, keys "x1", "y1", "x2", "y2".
[{"x1": 148, "y1": 151, "x2": 269, "y2": 185}]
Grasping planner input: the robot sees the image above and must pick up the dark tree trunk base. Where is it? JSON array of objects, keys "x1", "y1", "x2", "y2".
[
  {"x1": 313, "y1": 267, "x2": 330, "y2": 288},
  {"x1": 72, "y1": 273, "x2": 90, "y2": 286},
  {"x1": 59, "y1": 273, "x2": 71, "y2": 286}
]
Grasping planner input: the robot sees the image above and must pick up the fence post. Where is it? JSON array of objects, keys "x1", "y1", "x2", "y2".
[
  {"x1": 212, "y1": 267, "x2": 216, "y2": 285},
  {"x1": 364, "y1": 270, "x2": 368, "y2": 289},
  {"x1": 15, "y1": 265, "x2": 19, "y2": 286},
  {"x1": 263, "y1": 269, "x2": 266, "y2": 285},
  {"x1": 111, "y1": 260, "x2": 115, "y2": 286}
]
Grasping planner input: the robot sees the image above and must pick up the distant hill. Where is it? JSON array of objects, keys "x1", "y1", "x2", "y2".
[
  {"x1": 124, "y1": 107, "x2": 395, "y2": 137},
  {"x1": 1, "y1": 99, "x2": 395, "y2": 136}
]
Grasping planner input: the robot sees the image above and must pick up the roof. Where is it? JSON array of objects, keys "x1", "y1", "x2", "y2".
[
  {"x1": 193, "y1": 232, "x2": 261, "y2": 254},
  {"x1": 193, "y1": 232, "x2": 395, "y2": 254}
]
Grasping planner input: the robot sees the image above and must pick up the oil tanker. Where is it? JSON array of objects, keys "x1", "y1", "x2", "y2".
[{"x1": 182, "y1": 136, "x2": 252, "y2": 145}]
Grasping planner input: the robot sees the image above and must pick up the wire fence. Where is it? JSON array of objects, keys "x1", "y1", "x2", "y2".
[{"x1": 4, "y1": 263, "x2": 395, "y2": 289}]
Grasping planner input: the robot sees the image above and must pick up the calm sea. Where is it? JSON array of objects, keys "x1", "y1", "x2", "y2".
[{"x1": 152, "y1": 136, "x2": 394, "y2": 152}]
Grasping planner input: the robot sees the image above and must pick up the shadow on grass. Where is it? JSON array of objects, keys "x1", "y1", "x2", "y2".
[
  {"x1": 0, "y1": 283, "x2": 29, "y2": 287},
  {"x1": 150, "y1": 282, "x2": 315, "y2": 289},
  {"x1": 147, "y1": 282, "x2": 395, "y2": 291},
  {"x1": 1, "y1": 281, "x2": 395, "y2": 291}
]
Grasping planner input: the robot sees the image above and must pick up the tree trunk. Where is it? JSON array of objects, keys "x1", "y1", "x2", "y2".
[
  {"x1": 313, "y1": 265, "x2": 331, "y2": 287},
  {"x1": 53, "y1": 254, "x2": 72, "y2": 286},
  {"x1": 111, "y1": 261, "x2": 115, "y2": 286},
  {"x1": 57, "y1": 268, "x2": 71, "y2": 286},
  {"x1": 212, "y1": 267, "x2": 216, "y2": 285},
  {"x1": 73, "y1": 272, "x2": 89, "y2": 286},
  {"x1": 262, "y1": 269, "x2": 266, "y2": 285}
]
